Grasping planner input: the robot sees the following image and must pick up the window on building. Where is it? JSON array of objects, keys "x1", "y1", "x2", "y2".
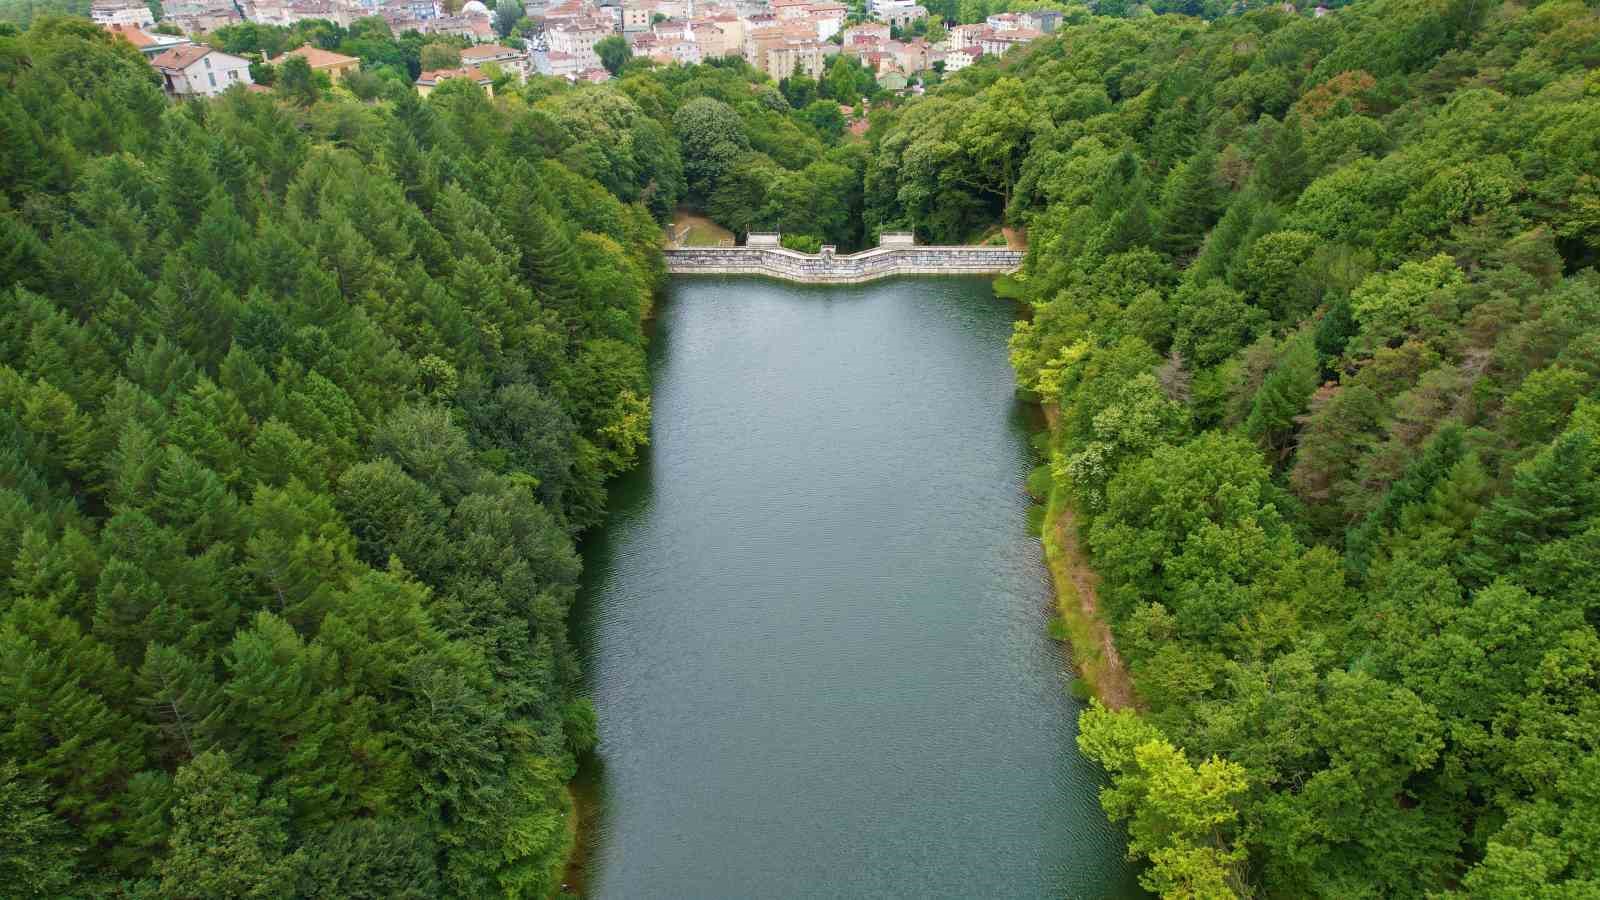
[
  {"x1": 204, "y1": 56, "x2": 211, "y2": 68},
  {"x1": 208, "y1": 72, "x2": 216, "y2": 87}
]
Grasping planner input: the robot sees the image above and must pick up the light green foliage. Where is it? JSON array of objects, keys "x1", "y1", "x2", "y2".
[
  {"x1": 1079, "y1": 703, "x2": 1250, "y2": 899},
  {"x1": 1348, "y1": 253, "x2": 1463, "y2": 350}
]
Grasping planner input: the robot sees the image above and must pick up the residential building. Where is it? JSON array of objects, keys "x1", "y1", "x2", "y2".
[
  {"x1": 160, "y1": 0, "x2": 243, "y2": 31},
  {"x1": 535, "y1": 49, "x2": 586, "y2": 78},
  {"x1": 1018, "y1": 9, "x2": 1061, "y2": 32},
  {"x1": 978, "y1": 27, "x2": 1037, "y2": 56},
  {"x1": 415, "y1": 65, "x2": 494, "y2": 94},
  {"x1": 948, "y1": 22, "x2": 990, "y2": 49},
  {"x1": 805, "y1": 1, "x2": 845, "y2": 39},
  {"x1": 654, "y1": 37, "x2": 702, "y2": 63},
  {"x1": 943, "y1": 44, "x2": 979, "y2": 71},
  {"x1": 546, "y1": 18, "x2": 611, "y2": 67},
  {"x1": 868, "y1": 0, "x2": 924, "y2": 27},
  {"x1": 622, "y1": 2, "x2": 655, "y2": 31},
  {"x1": 169, "y1": 5, "x2": 243, "y2": 32},
  {"x1": 150, "y1": 45, "x2": 254, "y2": 98},
  {"x1": 894, "y1": 36, "x2": 929, "y2": 71},
  {"x1": 422, "y1": 13, "x2": 496, "y2": 40},
  {"x1": 690, "y1": 20, "x2": 735, "y2": 57},
  {"x1": 461, "y1": 43, "x2": 531, "y2": 80},
  {"x1": 764, "y1": 37, "x2": 834, "y2": 78},
  {"x1": 272, "y1": 44, "x2": 362, "y2": 80},
  {"x1": 90, "y1": 0, "x2": 155, "y2": 28},
  {"x1": 770, "y1": 0, "x2": 809, "y2": 19},
  {"x1": 842, "y1": 21, "x2": 888, "y2": 44},
  {"x1": 652, "y1": 16, "x2": 691, "y2": 39},
  {"x1": 282, "y1": 0, "x2": 362, "y2": 26},
  {"x1": 580, "y1": 66, "x2": 613, "y2": 81}
]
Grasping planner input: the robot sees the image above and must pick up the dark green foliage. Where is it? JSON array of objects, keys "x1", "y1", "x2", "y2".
[
  {"x1": 931, "y1": 0, "x2": 1600, "y2": 895},
  {"x1": 0, "y1": 19, "x2": 659, "y2": 895}
]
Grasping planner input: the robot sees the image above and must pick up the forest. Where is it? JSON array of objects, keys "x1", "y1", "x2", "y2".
[
  {"x1": 0, "y1": 15, "x2": 672, "y2": 897},
  {"x1": 4, "y1": 0, "x2": 1599, "y2": 894},
  {"x1": 857, "y1": 0, "x2": 1598, "y2": 895}
]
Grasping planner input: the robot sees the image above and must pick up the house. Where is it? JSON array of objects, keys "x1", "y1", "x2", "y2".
[
  {"x1": 764, "y1": 38, "x2": 834, "y2": 78},
  {"x1": 580, "y1": 66, "x2": 612, "y2": 82},
  {"x1": 101, "y1": 22, "x2": 191, "y2": 57},
  {"x1": 281, "y1": 0, "x2": 362, "y2": 26},
  {"x1": 461, "y1": 43, "x2": 530, "y2": 80},
  {"x1": 842, "y1": 21, "x2": 889, "y2": 44},
  {"x1": 947, "y1": 23, "x2": 989, "y2": 49},
  {"x1": 535, "y1": 49, "x2": 585, "y2": 79},
  {"x1": 421, "y1": 13, "x2": 496, "y2": 40},
  {"x1": 868, "y1": 0, "x2": 925, "y2": 27},
  {"x1": 415, "y1": 65, "x2": 494, "y2": 95},
  {"x1": 690, "y1": 20, "x2": 735, "y2": 58},
  {"x1": 652, "y1": 16, "x2": 691, "y2": 39},
  {"x1": 894, "y1": 36, "x2": 929, "y2": 71},
  {"x1": 770, "y1": 0, "x2": 810, "y2": 18},
  {"x1": 545, "y1": 18, "x2": 612, "y2": 68},
  {"x1": 622, "y1": 2, "x2": 655, "y2": 31},
  {"x1": 655, "y1": 37, "x2": 702, "y2": 63},
  {"x1": 90, "y1": 0, "x2": 154, "y2": 28},
  {"x1": 272, "y1": 45, "x2": 362, "y2": 81},
  {"x1": 805, "y1": 1, "x2": 845, "y2": 39},
  {"x1": 1018, "y1": 9, "x2": 1061, "y2": 32},
  {"x1": 942, "y1": 44, "x2": 979, "y2": 71},
  {"x1": 978, "y1": 27, "x2": 1038, "y2": 56},
  {"x1": 151, "y1": 45, "x2": 253, "y2": 97}
]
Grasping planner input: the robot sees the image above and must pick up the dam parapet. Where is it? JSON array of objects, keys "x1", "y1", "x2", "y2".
[{"x1": 664, "y1": 232, "x2": 1023, "y2": 284}]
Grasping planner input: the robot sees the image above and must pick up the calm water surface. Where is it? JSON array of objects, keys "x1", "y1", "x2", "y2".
[{"x1": 573, "y1": 276, "x2": 1140, "y2": 898}]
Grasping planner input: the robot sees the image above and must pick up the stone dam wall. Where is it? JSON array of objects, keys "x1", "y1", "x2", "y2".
[{"x1": 663, "y1": 245, "x2": 1025, "y2": 284}]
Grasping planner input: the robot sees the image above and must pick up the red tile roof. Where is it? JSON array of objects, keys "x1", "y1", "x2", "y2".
[{"x1": 102, "y1": 22, "x2": 154, "y2": 48}]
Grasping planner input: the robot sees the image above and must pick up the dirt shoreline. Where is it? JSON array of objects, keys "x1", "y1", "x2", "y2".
[{"x1": 1038, "y1": 404, "x2": 1137, "y2": 710}]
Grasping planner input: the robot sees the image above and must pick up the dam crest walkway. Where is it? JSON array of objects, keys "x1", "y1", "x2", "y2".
[{"x1": 663, "y1": 232, "x2": 1024, "y2": 285}]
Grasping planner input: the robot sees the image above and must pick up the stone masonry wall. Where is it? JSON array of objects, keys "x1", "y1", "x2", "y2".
[{"x1": 662, "y1": 245, "x2": 1025, "y2": 284}]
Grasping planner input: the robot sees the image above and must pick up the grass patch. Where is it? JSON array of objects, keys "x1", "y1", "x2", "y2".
[
  {"x1": 669, "y1": 210, "x2": 733, "y2": 247},
  {"x1": 1067, "y1": 678, "x2": 1094, "y2": 702},
  {"x1": 1038, "y1": 466, "x2": 1138, "y2": 710},
  {"x1": 1026, "y1": 503, "x2": 1047, "y2": 537},
  {"x1": 1047, "y1": 615, "x2": 1071, "y2": 642},
  {"x1": 1030, "y1": 430, "x2": 1052, "y2": 457},
  {"x1": 1026, "y1": 464, "x2": 1052, "y2": 502}
]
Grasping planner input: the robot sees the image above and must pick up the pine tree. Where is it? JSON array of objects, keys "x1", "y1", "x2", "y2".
[
  {"x1": 1256, "y1": 116, "x2": 1308, "y2": 204},
  {"x1": 1463, "y1": 430, "x2": 1599, "y2": 586},
  {"x1": 1156, "y1": 141, "x2": 1222, "y2": 258},
  {"x1": 1246, "y1": 331, "x2": 1322, "y2": 460},
  {"x1": 1347, "y1": 423, "x2": 1467, "y2": 577},
  {"x1": 136, "y1": 644, "x2": 221, "y2": 765}
]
